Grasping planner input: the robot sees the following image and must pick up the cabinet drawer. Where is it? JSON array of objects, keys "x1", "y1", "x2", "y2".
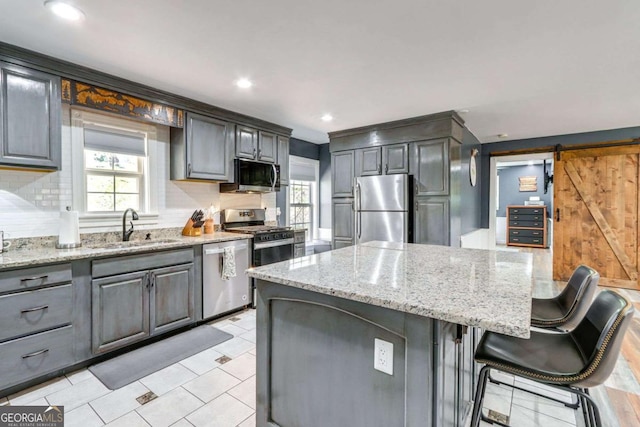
[
  {"x1": 508, "y1": 220, "x2": 543, "y2": 228},
  {"x1": 0, "y1": 264, "x2": 71, "y2": 294},
  {"x1": 509, "y1": 229, "x2": 544, "y2": 238},
  {"x1": 0, "y1": 284, "x2": 72, "y2": 342},
  {"x1": 0, "y1": 325, "x2": 73, "y2": 389},
  {"x1": 294, "y1": 232, "x2": 306, "y2": 244},
  {"x1": 509, "y1": 214, "x2": 544, "y2": 221},
  {"x1": 92, "y1": 248, "x2": 194, "y2": 278},
  {"x1": 508, "y1": 207, "x2": 544, "y2": 215},
  {"x1": 508, "y1": 236, "x2": 544, "y2": 245}
]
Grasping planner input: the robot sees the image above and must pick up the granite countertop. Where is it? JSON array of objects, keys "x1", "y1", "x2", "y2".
[
  {"x1": 248, "y1": 241, "x2": 533, "y2": 338},
  {"x1": 0, "y1": 232, "x2": 250, "y2": 271}
]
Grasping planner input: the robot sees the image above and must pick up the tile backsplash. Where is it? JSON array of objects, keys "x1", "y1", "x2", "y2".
[{"x1": 0, "y1": 106, "x2": 276, "y2": 239}]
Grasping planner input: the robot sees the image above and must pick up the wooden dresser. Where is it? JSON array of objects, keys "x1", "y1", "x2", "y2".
[{"x1": 506, "y1": 205, "x2": 548, "y2": 248}]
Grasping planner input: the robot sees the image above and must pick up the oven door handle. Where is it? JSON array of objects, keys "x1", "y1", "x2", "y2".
[
  {"x1": 204, "y1": 244, "x2": 248, "y2": 255},
  {"x1": 253, "y1": 238, "x2": 295, "y2": 250}
]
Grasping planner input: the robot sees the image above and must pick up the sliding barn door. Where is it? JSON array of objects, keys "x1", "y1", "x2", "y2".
[{"x1": 553, "y1": 145, "x2": 640, "y2": 290}]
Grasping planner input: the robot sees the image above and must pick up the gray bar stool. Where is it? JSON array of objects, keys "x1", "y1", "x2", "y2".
[
  {"x1": 531, "y1": 264, "x2": 599, "y2": 331},
  {"x1": 471, "y1": 290, "x2": 634, "y2": 427}
]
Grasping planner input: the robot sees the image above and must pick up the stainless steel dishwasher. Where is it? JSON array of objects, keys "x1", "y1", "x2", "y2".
[{"x1": 202, "y1": 239, "x2": 251, "y2": 319}]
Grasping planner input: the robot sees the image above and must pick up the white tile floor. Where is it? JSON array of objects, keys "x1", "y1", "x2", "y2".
[
  {"x1": 3, "y1": 307, "x2": 605, "y2": 426},
  {"x1": 5, "y1": 309, "x2": 258, "y2": 427}
]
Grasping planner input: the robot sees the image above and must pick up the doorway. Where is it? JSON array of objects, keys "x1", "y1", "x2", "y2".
[{"x1": 489, "y1": 153, "x2": 554, "y2": 250}]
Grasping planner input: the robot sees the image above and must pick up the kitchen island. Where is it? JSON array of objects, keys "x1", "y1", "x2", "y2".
[{"x1": 247, "y1": 241, "x2": 533, "y2": 427}]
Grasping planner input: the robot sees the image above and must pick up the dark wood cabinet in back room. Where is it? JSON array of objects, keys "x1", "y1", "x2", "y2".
[
  {"x1": 506, "y1": 205, "x2": 548, "y2": 248},
  {"x1": 0, "y1": 62, "x2": 61, "y2": 169}
]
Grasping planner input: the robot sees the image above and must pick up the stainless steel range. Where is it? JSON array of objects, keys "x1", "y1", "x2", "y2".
[{"x1": 221, "y1": 208, "x2": 295, "y2": 306}]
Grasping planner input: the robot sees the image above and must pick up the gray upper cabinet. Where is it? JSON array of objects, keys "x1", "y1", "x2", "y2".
[
  {"x1": 332, "y1": 151, "x2": 355, "y2": 197},
  {"x1": 277, "y1": 135, "x2": 290, "y2": 186},
  {"x1": 356, "y1": 147, "x2": 382, "y2": 176},
  {"x1": 149, "y1": 263, "x2": 194, "y2": 336},
  {"x1": 91, "y1": 271, "x2": 150, "y2": 354},
  {"x1": 236, "y1": 125, "x2": 259, "y2": 160},
  {"x1": 383, "y1": 143, "x2": 409, "y2": 174},
  {"x1": 412, "y1": 138, "x2": 449, "y2": 196},
  {"x1": 258, "y1": 131, "x2": 276, "y2": 163},
  {"x1": 170, "y1": 112, "x2": 234, "y2": 181},
  {"x1": 0, "y1": 62, "x2": 61, "y2": 169}
]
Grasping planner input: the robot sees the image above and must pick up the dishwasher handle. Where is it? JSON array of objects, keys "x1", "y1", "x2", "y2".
[{"x1": 204, "y1": 244, "x2": 248, "y2": 255}]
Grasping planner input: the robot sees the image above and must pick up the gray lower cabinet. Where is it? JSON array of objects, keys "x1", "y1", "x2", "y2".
[
  {"x1": 149, "y1": 264, "x2": 195, "y2": 336},
  {"x1": 332, "y1": 199, "x2": 354, "y2": 248},
  {"x1": 277, "y1": 135, "x2": 290, "y2": 186},
  {"x1": 91, "y1": 249, "x2": 195, "y2": 354},
  {"x1": 332, "y1": 151, "x2": 355, "y2": 197},
  {"x1": 170, "y1": 112, "x2": 234, "y2": 181},
  {"x1": 415, "y1": 197, "x2": 450, "y2": 245},
  {"x1": 91, "y1": 271, "x2": 150, "y2": 354},
  {"x1": 0, "y1": 62, "x2": 61, "y2": 169},
  {"x1": 0, "y1": 263, "x2": 73, "y2": 392}
]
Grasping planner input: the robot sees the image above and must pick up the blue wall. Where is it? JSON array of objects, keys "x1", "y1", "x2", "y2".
[
  {"x1": 497, "y1": 164, "x2": 552, "y2": 217},
  {"x1": 480, "y1": 126, "x2": 640, "y2": 227},
  {"x1": 276, "y1": 138, "x2": 331, "y2": 229}
]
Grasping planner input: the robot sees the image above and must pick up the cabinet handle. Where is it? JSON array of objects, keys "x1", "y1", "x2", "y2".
[
  {"x1": 22, "y1": 348, "x2": 49, "y2": 359},
  {"x1": 145, "y1": 272, "x2": 150, "y2": 289},
  {"x1": 253, "y1": 148, "x2": 257, "y2": 159},
  {"x1": 385, "y1": 163, "x2": 388, "y2": 174},
  {"x1": 150, "y1": 274, "x2": 155, "y2": 288},
  {"x1": 187, "y1": 163, "x2": 192, "y2": 177},
  {"x1": 20, "y1": 305, "x2": 49, "y2": 314},
  {"x1": 20, "y1": 275, "x2": 48, "y2": 285},
  {"x1": 415, "y1": 183, "x2": 419, "y2": 194}
]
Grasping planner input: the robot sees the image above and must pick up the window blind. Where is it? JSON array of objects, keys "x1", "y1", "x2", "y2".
[
  {"x1": 84, "y1": 126, "x2": 146, "y2": 157},
  {"x1": 290, "y1": 161, "x2": 317, "y2": 182}
]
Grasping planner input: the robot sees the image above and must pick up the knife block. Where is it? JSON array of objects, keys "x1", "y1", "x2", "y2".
[{"x1": 182, "y1": 219, "x2": 202, "y2": 237}]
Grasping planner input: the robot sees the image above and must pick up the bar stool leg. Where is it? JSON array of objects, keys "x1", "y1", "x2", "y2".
[{"x1": 471, "y1": 365, "x2": 491, "y2": 427}]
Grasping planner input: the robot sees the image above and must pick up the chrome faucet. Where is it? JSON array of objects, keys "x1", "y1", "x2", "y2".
[{"x1": 122, "y1": 208, "x2": 139, "y2": 241}]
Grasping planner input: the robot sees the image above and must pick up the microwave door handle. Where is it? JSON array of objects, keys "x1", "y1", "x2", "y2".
[{"x1": 271, "y1": 164, "x2": 277, "y2": 191}]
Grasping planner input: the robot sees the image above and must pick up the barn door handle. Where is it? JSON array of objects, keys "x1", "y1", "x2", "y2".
[{"x1": 556, "y1": 209, "x2": 560, "y2": 222}]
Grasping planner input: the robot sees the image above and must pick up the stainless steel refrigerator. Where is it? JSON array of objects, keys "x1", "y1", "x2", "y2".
[{"x1": 354, "y1": 174, "x2": 413, "y2": 244}]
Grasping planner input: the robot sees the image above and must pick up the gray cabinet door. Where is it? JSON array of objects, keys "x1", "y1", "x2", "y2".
[
  {"x1": 186, "y1": 113, "x2": 234, "y2": 181},
  {"x1": 383, "y1": 143, "x2": 409, "y2": 174},
  {"x1": 412, "y1": 139, "x2": 449, "y2": 196},
  {"x1": 415, "y1": 197, "x2": 450, "y2": 246},
  {"x1": 258, "y1": 131, "x2": 276, "y2": 163},
  {"x1": 356, "y1": 147, "x2": 381, "y2": 176},
  {"x1": 277, "y1": 135, "x2": 290, "y2": 186},
  {"x1": 332, "y1": 200, "x2": 354, "y2": 247},
  {"x1": 92, "y1": 271, "x2": 150, "y2": 354},
  {"x1": 332, "y1": 151, "x2": 355, "y2": 197},
  {"x1": 236, "y1": 125, "x2": 258, "y2": 159},
  {"x1": 435, "y1": 322, "x2": 459, "y2": 427},
  {"x1": 0, "y1": 62, "x2": 61, "y2": 169},
  {"x1": 149, "y1": 263, "x2": 195, "y2": 336}
]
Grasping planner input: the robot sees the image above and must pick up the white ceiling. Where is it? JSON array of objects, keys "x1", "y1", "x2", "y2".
[{"x1": 1, "y1": 0, "x2": 639, "y2": 144}]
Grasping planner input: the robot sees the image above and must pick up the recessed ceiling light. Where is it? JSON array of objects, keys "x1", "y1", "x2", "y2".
[
  {"x1": 497, "y1": 133, "x2": 509, "y2": 139},
  {"x1": 236, "y1": 78, "x2": 253, "y2": 89},
  {"x1": 321, "y1": 114, "x2": 333, "y2": 122},
  {"x1": 44, "y1": 0, "x2": 85, "y2": 21}
]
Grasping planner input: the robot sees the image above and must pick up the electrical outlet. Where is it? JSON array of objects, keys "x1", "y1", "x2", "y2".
[{"x1": 374, "y1": 338, "x2": 393, "y2": 375}]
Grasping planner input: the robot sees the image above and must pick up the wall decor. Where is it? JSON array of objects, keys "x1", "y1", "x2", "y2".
[
  {"x1": 469, "y1": 148, "x2": 478, "y2": 186},
  {"x1": 61, "y1": 79, "x2": 183, "y2": 127},
  {"x1": 519, "y1": 176, "x2": 537, "y2": 192}
]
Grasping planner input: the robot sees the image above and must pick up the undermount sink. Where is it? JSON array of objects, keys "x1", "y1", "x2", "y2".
[{"x1": 87, "y1": 239, "x2": 181, "y2": 249}]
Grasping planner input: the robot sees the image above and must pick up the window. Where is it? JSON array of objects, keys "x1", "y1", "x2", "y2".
[
  {"x1": 71, "y1": 109, "x2": 159, "y2": 225},
  {"x1": 290, "y1": 180, "x2": 312, "y2": 239},
  {"x1": 287, "y1": 156, "x2": 319, "y2": 242}
]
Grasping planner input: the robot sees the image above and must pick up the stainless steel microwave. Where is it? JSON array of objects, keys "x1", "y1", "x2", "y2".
[{"x1": 220, "y1": 159, "x2": 281, "y2": 193}]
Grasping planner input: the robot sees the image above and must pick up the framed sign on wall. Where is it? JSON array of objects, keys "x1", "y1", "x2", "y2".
[{"x1": 519, "y1": 176, "x2": 537, "y2": 192}]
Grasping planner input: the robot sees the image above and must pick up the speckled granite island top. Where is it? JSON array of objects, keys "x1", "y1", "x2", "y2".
[
  {"x1": 0, "y1": 232, "x2": 250, "y2": 271},
  {"x1": 248, "y1": 241, "x2": 533, "y2": 338}
]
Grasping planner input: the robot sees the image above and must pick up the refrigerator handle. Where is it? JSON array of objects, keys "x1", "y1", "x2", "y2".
[{"x1": 356, "y1": 182, "x2": 362, "y2": 240}]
